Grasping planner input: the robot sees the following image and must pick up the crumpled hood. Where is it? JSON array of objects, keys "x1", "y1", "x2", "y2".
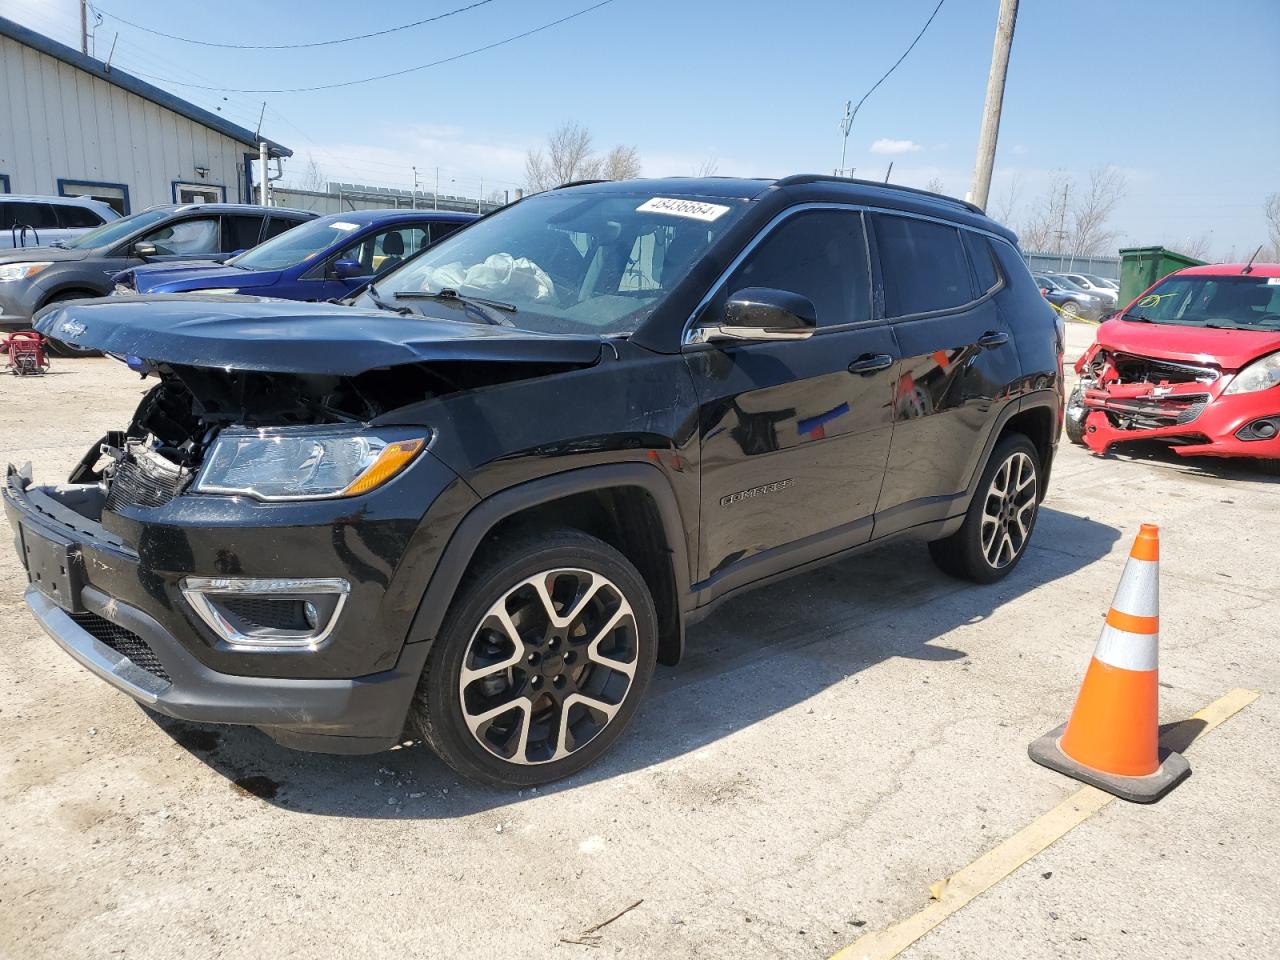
[
  {"x1": 34, "y1": 295, "x2": 603, "y2": 375},
  {"x1": 1095, "y1": 317, "x2": 1280, "y2": 371},
  {"x1": 122, "y1": 264, "x2": 280, "y2": 293},
  {"x1": 0, "y1": 244, "x2": 89, "y2": 265}
]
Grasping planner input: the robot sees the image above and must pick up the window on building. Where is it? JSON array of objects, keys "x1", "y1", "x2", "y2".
[
  {"x1": 0, "y1": 174, "x2": 10, "y2": 194},
  {"x1": 58, "y1": 180, "x2": 129, "y2": 216},
  {"x1": 175, "y1": 183, "x2": 226, "y2": 205},
  {"x1": 726, "y1": 209, "x2": 872, "y2": 327},
  {"x1": 875, "y1": 215, "x2": 975, "y2": 317}
]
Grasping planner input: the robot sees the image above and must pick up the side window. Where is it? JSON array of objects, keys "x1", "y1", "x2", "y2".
[
  {"x1": 57, "y1": 205, "x2": 105, "y2": 228},
  {"x1": 1, "y1": 201, "x2": 59, "y2": 230},
  {"x1": 140, "y1": 217, "x2": 221, "y2": 255},
  {"x1": 261, "y1": 216, "x2": 301, "y2": 241},
  {"x1": 875, "y1": 215, "x2": 976, "y2": 316},
  {"x1": 962, "y1": 231, "x2": 1001, "y2": 294},
  {"x1": 726, "y1": 209, "x2": 872, "y2": 327},
  {"x1": 338, "y1": 227, "x2": 424, "y2": 276},
  {"x1": 223, "y1": 215, "x2": 265, "y2": 252},
  {"x1": 428, "y1": 221, "x2": 464, "y2": 244}
]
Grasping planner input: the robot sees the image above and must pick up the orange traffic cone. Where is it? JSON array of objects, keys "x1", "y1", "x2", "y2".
[{"x1": 1029, "y1": 524, "x2": 1190, "y2": 803}]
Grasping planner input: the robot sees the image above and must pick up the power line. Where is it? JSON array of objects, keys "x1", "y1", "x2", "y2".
[
  {"x1": 118, "y1": 0, "x2": 618, "y2": 94},
  {"x1": 837, "y1": 0, "x2": 948, "y2": 170},
  {"x1": 89, "y1": 0, "x2": 498, "y2": 51}
]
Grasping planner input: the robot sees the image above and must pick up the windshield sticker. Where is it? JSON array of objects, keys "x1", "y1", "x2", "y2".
[
  {"x1": 636, "y1": 197, "x2": 731, "y2": 222},
  {"x1": 330, "y1": 221, "x2": 360, "y2": 231}
]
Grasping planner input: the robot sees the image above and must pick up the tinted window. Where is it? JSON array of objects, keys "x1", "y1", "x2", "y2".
[
  {"x1": 429, "y1": 221, "x2": 464, "y2": 243},
  {"x1": 56, "y1": 204, "x2": 105, "y2": 228},
  {"x1": 726, "y1": 209, "x2": 871, "y2": 327},
  {"x1": 141, "y1": 216, "x2": 221, "y2": 255},
  {"x1": 262, "y1": 215, "x2": 301, "y2": 241},
  {"x1": 223, "y1": 215, "x2": 264, "y2": 251},
  {"x1": 963, "y1": 231, "x2": 1000, "y2": 293},
  {"x1": 0, "y1": 201, "x2": 59, "y2": 230},
  {"x1": 876, "y1": 215, "x2": 974, "y2": 316}
]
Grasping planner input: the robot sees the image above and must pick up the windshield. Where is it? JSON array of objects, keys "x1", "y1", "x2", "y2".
[
  {"x1": 1124, "y1": 275, "x2": 1280, "y2": 331},
  {"x1": 229, "y1": 216, "x2": 363, "y2": 270},
  {"x1": 61, "y1": 208, "x2": 172, "y2": 250},
  {"x1": 365, "y1": 191, "x2": 748, "y2": 336},
  {"x1": 1051, "y1": 275, "x2": 1087, "y2": 291}
]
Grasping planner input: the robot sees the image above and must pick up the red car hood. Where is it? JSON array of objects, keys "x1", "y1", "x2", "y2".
[{"x1": 1095, "y1": 318, "x2": 1280, "y2": 371}]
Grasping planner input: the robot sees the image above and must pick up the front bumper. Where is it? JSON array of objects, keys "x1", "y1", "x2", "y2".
[{"x1": 1078, "y1": 382, "x2": 1280, "y2": 460}]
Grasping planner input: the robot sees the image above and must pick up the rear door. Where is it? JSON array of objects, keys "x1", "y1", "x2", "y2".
[
  {"x1": 684, "y1": 207, "x2": 899, "y2": 593},
  {"x1": 871, "y1": 214, "x2": 1022, "y2": 534}
]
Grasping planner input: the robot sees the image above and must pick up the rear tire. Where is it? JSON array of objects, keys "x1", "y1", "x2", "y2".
[
  {"x1": 42, "y1": 290, "x2": 102, "y2": 357},
  {"x1": 929, "y1": 432, "x2": 1042, "y2": 584},
  {"x1": 411, "y1": 529, "x2": 658, "y2": 789}
]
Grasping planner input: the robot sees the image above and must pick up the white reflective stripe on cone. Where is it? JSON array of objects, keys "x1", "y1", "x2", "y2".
[
  {"x1": 1093, "y1": 623, "x2": 1159, "y2": 672},
  {"x1": 1110, "y1": 557, "x2": 1159, "y2": 618}
]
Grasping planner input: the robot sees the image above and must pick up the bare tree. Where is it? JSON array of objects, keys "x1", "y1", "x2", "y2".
[
  {"x1": 1265, "y1": 192, "x2": 1280, "y2": 261},
  {"x1": 297, "y1": 154, "x2": 326, "y2": 193},
  {"x1": 1018, "y1": 171, "x2": 1071, "y2": 252},
  {"x1": 525, "y1": 122, "x2": 598, "y2": 192},
  {"x1": 599, "y1": 144, "x2": 641, "y2": 181},
  {"x1": 1069, "y1": 165, "x2": 1127, "y2": 257},
  {"x1": 524, "y1": 123, "x2": 641, "y2": 192},
  {"x1": 1164, "y1": 232, "x2": 1214, "y2": 261},
  {"x1": 992, "y1": 169, "x2": 1024, "y2": 225},
  {"x1": 693, "y1": 157, "x2": 720, "y2": 177}
]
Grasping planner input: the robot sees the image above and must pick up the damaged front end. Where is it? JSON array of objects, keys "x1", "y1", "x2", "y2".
[{"x1": 1070, "y1": 347, "x2": 1220, "y2": 454}]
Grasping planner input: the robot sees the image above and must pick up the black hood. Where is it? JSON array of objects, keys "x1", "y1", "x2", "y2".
[
  {"x1": 34, "y1": 295, "x2": 603, "y2": 375},
  {"x1": 0, "y1": 245, "x2": 90, "y2": 265}
]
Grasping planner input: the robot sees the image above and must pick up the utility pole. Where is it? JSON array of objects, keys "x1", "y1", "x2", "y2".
[
  {"x1": 478, "y1": 177, "x2": 483, "y2": 214},
  {"x1": 434, "y1": 167, "x2": 439, "y2": 210},
  {"x1": 412, "y1": 166, "x2": 420, "y2": 209},
  {"x1": 1057, "y1": 181, "x2": 1070, "y2": 258},
  {"x1": 79, "y1": 0, "x2": 89, "y2": 55},
  {"x1": 836, "y1": 100, "x2": 853, "y2": 177},
  {"x1": 968, "y1": 0, "x2": 1019, "y2": 211},
  {"x1": 259, "y1": 141, "x2": 269, "y2": 206}
]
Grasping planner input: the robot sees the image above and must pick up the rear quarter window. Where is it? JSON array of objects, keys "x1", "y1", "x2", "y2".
[
  {"x1": 875, "y1": 214, "x2": 974, "y2": 316},
  {"x1": 56, "y1": 204, "x2": 105, "y2": 228},
  {"x1": 962, "y1": 231, "x2": 1001, "y2": 294}
]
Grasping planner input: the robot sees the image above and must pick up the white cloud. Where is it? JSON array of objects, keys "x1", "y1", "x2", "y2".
[{"x1": 870, "y1": 138, "x2": 922, "y2": 155}]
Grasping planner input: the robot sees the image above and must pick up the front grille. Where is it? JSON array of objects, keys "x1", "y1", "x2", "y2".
[
  {"x1": 105, "y1": 457, "x2": 186, "y2": 511},
  {"x1": 220, "y1": 596, "x2": 312, "y2": 631},
  {"x1": 68, "y1": 611, "x2": 172, "y2": 683}
]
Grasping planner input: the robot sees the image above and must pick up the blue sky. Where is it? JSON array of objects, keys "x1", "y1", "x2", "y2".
[{"x1": 4, "y1": 0, "x2": 1277, "y2": 255}]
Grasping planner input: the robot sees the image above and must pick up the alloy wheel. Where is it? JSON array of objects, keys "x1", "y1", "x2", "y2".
[
  {"x1": 980, "y1": 451, "x2": 1038, "y2": 569},
  {"x1": 458, "y1": 568, "x2": 638, "y2": 765}
]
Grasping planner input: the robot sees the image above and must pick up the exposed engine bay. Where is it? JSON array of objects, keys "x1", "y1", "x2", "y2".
[{"x1": 1070, "y1": 348, "x2": 1220, "y2": 452}]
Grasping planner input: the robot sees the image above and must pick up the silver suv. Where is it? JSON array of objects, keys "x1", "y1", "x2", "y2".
[{"x1": 0, "y1": 194, "x2": 119, "y2": 250}]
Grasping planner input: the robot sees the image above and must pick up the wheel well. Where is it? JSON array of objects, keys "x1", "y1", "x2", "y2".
[
  {"x1": 1000, "y1": 405, "x2": 1054, "y2": 479},
  {"x1": 42, "y1": 287, "x2": 102, "y2": 307},
  {"x1": 474, "y1": 486, "x2": 683, "y2": 665}
]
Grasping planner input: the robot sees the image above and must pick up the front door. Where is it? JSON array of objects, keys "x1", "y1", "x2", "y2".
[
  {"x1": 684, "y1": 207, "x2": 899, "y2": 594},
  {"x1": 870, "y1": 214, "x2": 1022, "y2": 533}
]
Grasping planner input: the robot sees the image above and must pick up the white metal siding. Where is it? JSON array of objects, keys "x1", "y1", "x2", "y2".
[{"x1": 0, "y1": 34, "x2": 252, "y2": 209}]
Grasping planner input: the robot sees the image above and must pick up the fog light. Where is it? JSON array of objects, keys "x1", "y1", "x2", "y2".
[
  {"x1": 180, "y1": 577, "x2": 349, "y2": 651},
  {"x1": 1237, "y1": 417, "x2": 1280, "y2": 442}
]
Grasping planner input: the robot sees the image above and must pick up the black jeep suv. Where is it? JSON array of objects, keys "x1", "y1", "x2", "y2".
[{"x1": 6, "y1": 176, "x2": 1062, "y2": 788}]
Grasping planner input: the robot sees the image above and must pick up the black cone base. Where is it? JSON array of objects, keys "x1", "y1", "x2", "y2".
[{"x1": 1028, "y1": 723, "x2": 1191, "y2": 804}]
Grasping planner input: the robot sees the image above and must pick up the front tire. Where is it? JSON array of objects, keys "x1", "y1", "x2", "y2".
[
  {"x1": 929, "y1": 432, "x2": 1041, "y2": 583},
  {"x1": 1059, "y1": 300, "x2": 1081, "y2": 321},
  {"x1": 412, "y1": 530, "x2": 658, "y2": 789},
  {"x1": 1064, "y1": 383, "x2": 1088, "y2": 445}
]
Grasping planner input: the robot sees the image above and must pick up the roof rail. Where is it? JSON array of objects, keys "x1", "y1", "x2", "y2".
[{"x1": 774, "y1": 174, "x2": 985, "y2": 216}]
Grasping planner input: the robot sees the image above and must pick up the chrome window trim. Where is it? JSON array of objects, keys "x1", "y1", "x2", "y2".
[{"x1": 681, "y1": 201, "x2": 1011, "y2": 346}]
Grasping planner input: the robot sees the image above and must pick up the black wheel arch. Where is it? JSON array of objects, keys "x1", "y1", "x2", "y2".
[{"x1": 405, "y1": 462, "x2": 693, "y2": 666}]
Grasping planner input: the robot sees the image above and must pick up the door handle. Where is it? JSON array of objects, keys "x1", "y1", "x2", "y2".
[
  {"x1": 848, "y1": 353, "x2": 894, "y2": 375},
  {"x1": 977, "y1": 330, "x2": 1010, "y2": 348}
]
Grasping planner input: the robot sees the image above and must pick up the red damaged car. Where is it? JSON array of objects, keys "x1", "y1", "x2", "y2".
[{"x1": 1067, "y1": 262, "x2": 1280, "y2": 474}]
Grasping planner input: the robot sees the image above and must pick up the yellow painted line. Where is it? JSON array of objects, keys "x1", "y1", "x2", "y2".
[{"x1": 831, "y1": 688, "x2": 1260, "y2": 960}]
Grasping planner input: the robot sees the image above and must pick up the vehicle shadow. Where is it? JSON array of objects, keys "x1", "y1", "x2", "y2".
[
  {"x1": 1096, "y1": 441, "x2": 1276, "y2": 483},
  {"x1": 149, "y1": 506, "x2": 1120, "y2": 818}
]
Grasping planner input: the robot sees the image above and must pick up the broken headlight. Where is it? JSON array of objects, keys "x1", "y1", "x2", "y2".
[
  {"x1": 193, "y1": 426, "x2": 425, "y2": 501},
  {"x1": 1224, "y1": 352, "x2": 1280, "y2": 396}
]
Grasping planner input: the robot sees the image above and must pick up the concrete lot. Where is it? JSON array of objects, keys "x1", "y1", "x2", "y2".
[{"x1": 1, "y1": 323, "x2": 1276, "y2": 959}]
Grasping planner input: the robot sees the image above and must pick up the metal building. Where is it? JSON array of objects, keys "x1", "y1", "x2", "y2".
[{"x1": 0, "y1": 17, "x2": 289, "y2": 215}]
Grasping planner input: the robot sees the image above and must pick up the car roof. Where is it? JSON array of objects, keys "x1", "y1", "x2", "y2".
[
  {"x1": 1176, "y1": 262, "x2": 1280, "y2": 278},
  {"x1": 311, "y1": 208, "x2": 477, "y2": 226},
  {"x1": 141, "y1": 203, "x2": 317, "y2": 218},
  {"x1": 2, "y1": 193, "x2": 114, "y2": 208},
  {"x1": 551, "y1": 175, "x2": 1015, "y2": 242}
]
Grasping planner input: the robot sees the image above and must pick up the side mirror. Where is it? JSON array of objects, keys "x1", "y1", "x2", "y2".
[
  {"x1": 692, "y1": 287, "x2": 817, "y2": 344},
  {"x1": 133, "y1": 242, "x2": 158, "y2": 261},
  {"x1": 330, "y1": 258, "x2": 363, "y2": 280}
]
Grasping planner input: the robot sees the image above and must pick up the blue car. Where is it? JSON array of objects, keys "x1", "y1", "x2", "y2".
[{"x1": 113, "y1": 209, "x2": 476, "y2": 301}]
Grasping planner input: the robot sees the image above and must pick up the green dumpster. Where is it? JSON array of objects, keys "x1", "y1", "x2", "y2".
[{"x1": 1118, "y1": 246, "x2": 1206, "y2": 306}]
